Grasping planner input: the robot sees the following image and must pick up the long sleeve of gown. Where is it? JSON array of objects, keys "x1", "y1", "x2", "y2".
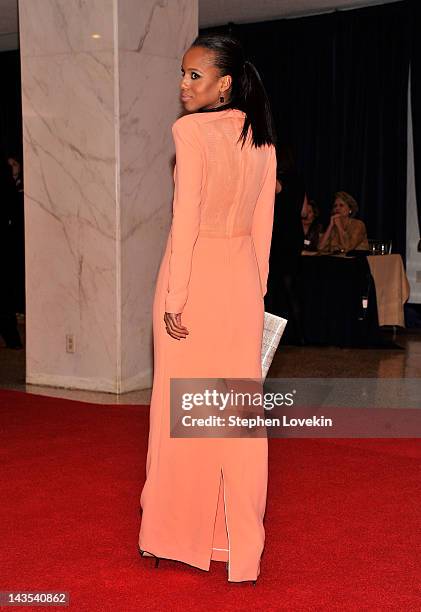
[
  {"x1": 165, "y1": 117, "x2": 203, "y2": 314},
  {"x1": 251, "y1": 145, "x2": 277, "y2": 298}
]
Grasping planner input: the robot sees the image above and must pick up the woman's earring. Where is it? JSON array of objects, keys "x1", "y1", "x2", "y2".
[{"x1": 220, "y1": 95, "x2": 225, "y2": 103}]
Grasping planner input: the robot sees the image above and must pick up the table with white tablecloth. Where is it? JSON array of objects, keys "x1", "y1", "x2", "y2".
[{"x1": 367, "y1": 254, "x2": 410, "y2": 327}]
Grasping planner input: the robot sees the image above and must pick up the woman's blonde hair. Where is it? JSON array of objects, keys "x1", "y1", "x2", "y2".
[{"x1": 334, "y1": 191, "x2": 358, "y2": 217}]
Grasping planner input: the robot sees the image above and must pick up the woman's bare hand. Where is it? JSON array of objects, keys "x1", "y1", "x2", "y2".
[
  {"x1": 164, "y1": 312, "x2": 189, "y2": 340},
  {"x1": 330, "y1": 213, "x2": 341, "y2": 227}
]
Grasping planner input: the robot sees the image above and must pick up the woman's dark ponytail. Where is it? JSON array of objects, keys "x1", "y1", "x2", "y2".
[{"x1": 191, "y1": 34, "x2": 276, "y2": 148}]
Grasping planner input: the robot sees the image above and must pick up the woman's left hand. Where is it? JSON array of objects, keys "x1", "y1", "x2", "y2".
[{"x1": 164, "y1": 312, "x2": 189, "y2": 340}]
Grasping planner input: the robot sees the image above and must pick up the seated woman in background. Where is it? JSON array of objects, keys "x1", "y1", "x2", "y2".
[
  {"x1": 302, "y1": 200, "x2": 323, "y2": 252},
  {"x1": 318, "y1": 191, "x2": 369, "y2": 254}
]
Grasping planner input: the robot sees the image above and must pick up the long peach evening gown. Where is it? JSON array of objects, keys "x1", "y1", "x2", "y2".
[{"x1": 139, "y1": 107, "x2": 276, "y2": 582}]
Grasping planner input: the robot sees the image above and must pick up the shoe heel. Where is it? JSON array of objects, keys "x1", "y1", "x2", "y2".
[{"x1": 139, "y1": 548, "x2": 161, "y2": 567}]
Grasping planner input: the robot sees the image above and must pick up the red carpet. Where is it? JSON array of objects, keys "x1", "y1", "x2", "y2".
[{"x1": 1, "y1": 389, "x2": 420, "y2": 611}]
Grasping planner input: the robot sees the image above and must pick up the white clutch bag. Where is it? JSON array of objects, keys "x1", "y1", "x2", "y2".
[{"x1": 261, "y1": 311, "x2": 287, "y2": 379}]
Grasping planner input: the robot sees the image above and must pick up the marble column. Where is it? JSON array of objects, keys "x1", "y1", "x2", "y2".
[{"x1": 18, "y1": 0, "x2": 198, "y2": 392}]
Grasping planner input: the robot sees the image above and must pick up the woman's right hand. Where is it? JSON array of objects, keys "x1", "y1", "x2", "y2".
[{"x1": 329, "y1": 213, "x2": 341, "y2": 228}]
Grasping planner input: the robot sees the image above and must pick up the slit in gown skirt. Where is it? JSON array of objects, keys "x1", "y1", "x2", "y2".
[{"x1": 138, "y1": 109, "x2": 276, "y2": 582}]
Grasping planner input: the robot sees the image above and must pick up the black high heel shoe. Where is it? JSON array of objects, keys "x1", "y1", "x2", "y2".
[{"x1": 139, "y1": 548, "x2": 161, "y2": 568}]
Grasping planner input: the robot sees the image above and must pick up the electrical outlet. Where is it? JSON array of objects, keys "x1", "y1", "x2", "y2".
[{"x1": 66, "y1": 334, "x2": 75, "y2": 353}]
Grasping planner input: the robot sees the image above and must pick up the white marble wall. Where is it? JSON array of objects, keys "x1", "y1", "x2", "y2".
[
  {"x1": 406, "y1": 77, "x2": 421, "y2": 304},
  {"x1": 19, "y1": 0, "x2": 198, "y2": 392},
  {"x1": 117, "y1": 0, "x2": 198, "y2": 390}
]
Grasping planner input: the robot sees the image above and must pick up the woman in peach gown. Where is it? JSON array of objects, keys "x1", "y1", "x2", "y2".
[{"x1": 139, "y1": 34, "x2": 276, "y2": 584}]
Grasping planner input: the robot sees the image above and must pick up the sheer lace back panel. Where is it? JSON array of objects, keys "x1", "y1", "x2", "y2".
[{"x1": 196, "y1": 111, "x2": 274, "y2": 238}]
